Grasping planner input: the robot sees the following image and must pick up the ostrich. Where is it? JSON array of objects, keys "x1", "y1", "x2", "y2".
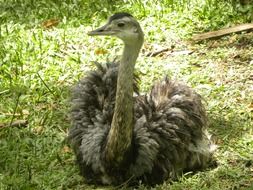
[{"x1": 68, "y1": 12, "x2": 214, "y2": 185}]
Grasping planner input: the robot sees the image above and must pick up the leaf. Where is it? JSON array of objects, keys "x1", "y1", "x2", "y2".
[
  {"x1": 42, "y1": 19, "x2": 60, "y2": 29},
  {"x1": 32, "y1": 126, "x2": 44, "y2": 134},
  {"x1": 22, "y1": 109, "x2": 30, "y2": 115},
  {"x1": 95, "y1": 48, "x2": 108, "y2": 55},
  {"x1": 249, "y1": 102, "x2": 253, "y2": 111},
  {"x1": 62, "y1": 145, "x2": 72, "y2": 153}
]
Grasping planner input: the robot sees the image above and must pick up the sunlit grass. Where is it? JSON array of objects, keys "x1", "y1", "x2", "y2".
[{"x1": 0, "y1": 0, "x2": 253, "y2": 189}]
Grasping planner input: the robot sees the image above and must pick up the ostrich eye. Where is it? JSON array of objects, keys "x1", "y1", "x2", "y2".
[{"x1": 117, "y1": 23, "x2": 125, "y2": 27}]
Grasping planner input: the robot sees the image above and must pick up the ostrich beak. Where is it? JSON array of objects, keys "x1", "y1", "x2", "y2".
[{"x1": 88, "y1": 23, "x2": 116, "y2": 36}]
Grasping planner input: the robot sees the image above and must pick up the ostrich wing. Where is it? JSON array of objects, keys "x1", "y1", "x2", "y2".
[{"x1": 131, "y1": 78, "x2": 211, "y2": 184}]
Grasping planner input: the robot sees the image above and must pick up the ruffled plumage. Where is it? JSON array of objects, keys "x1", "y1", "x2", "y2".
[{"x1": 68, "y1": 62, "x2": 213, "y2": 185}]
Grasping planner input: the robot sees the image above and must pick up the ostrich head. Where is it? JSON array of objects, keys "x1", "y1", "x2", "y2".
[{"x1": 88, "y1": 13, "x2": 144, "y2": 46}]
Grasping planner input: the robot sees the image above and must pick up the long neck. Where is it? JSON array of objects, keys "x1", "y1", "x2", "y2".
[{"x1": 105, "y1": 38, "x2": 143, "y2": 167}]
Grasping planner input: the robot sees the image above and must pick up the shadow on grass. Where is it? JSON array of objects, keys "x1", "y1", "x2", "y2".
[
  {"x1": 0, "y1": 0, "x2": 121, "y2": 26},
  {"x1": 208, "y1": 109, "x2": 251, "y2": 143}
]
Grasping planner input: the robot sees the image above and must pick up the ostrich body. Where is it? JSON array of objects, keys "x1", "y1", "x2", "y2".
[{"x1": 69, "y1": 13, "x2": 214, "y2": 185}]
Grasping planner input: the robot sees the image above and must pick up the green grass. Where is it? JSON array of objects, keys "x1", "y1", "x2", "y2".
[{"x1": 1, "y1": 0, "x2": 253, "y2": 189}]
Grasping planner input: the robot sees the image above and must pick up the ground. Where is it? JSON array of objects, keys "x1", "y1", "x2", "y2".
[{"x1": 0, "y1": 0, "x2": 253, "y2": 189}]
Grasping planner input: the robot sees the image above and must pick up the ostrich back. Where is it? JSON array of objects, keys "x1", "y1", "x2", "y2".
[{"x1": 69, "y1": 62, "x2": 213, "y2": 185}]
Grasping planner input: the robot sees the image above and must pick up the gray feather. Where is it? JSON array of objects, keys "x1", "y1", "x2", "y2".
[{"x1": 68, "y1": 62, "x2": 214, "y2": 185}]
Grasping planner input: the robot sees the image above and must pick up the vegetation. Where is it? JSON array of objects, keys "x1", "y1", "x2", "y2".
[{"x1": 0, "y1": 0, "x2": 252, "y2": 189}]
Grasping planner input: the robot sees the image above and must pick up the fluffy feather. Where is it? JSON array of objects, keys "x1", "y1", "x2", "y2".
[{"x1": 68, "y1": 62, "x2": 213, "y2": 185}]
